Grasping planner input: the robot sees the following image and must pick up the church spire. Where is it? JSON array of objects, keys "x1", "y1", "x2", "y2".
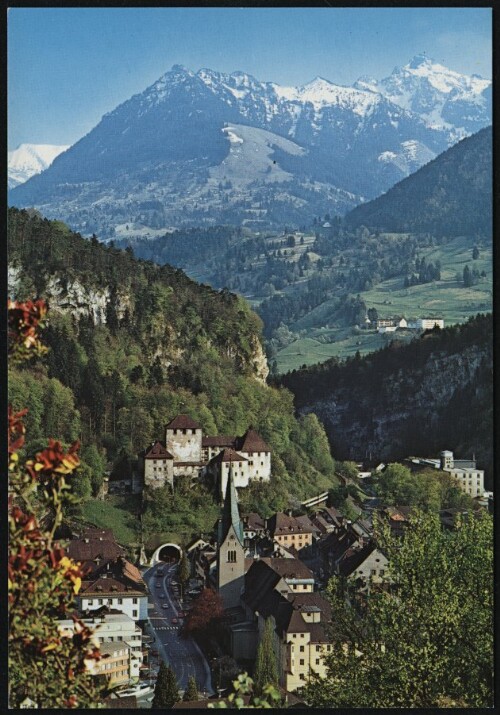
[{"x1": 218, "y1": 464, "x2": 243, "y2": 545}]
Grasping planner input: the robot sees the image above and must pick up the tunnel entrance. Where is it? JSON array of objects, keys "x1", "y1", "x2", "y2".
[{"x1": 150, "y1": 542, "x2": 182, "y2": 565}]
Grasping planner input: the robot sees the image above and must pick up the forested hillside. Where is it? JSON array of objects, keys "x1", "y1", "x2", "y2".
[
  {"x1": 346, "y1": 126, "x2": 492, "y2": 234},
  {"x1": 280, "y1": 314, "x2": 493, "y2": 485},
  {"x1": 8, "y1": 208, "x2": 339, "y2": 546}
]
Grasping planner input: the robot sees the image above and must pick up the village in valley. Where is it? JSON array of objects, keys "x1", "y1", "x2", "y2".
[
  {"x1": 54, "y1": 413, "x2": 491, "y2": 708},
  {"x1": 8, "y1": 6, "x2": 493, "y2": 710}
]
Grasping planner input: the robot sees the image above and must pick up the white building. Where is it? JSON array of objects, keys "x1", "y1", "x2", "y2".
[
  {"x1": 408, "y1": 450, "x2": 485, "y2": 499},
  {"x1": 416, "y1": 318, "x2": 444, "y2": 330},
  {"x1": 77, "y1": 559, "x2": 149, "y2": 621},
  {"x1": 58, "y1": 612, "x2": 144, "y2": 681}
]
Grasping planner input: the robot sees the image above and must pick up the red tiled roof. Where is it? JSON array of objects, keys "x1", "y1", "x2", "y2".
[
  {"x1": 268, "y1": 512, "x2": 314, "y2": 535},
  {"x1": 243, "y1": 512, "x2": 266, "y2": 531},
  {"x1": 144, "y1": 440, "x2": 174, "y2": 460},
  {"x1": 202, "y1": 435, "x2": 236, "y2": 447},
  {"x1": 166, "y1": 414, "x2": 201, "y2": 430},
  {"x1": 261, "y1": 557, "x2": 314, "y2": 580},
  {"x1": 236, "y1": 428, "x2": 270, "y2": 453},
  {"x1": 211, "y1": 448, "x2": 248, "y2": 464},
  {"x1": 67, "y1": 536, "x2": 124, "y2": 565},
  {"x1": 80, "y1": 577, "x2": 145, "y2": 596},
  {"x1": 122, "y1": 560, "x2": 144, "y2": 585}
]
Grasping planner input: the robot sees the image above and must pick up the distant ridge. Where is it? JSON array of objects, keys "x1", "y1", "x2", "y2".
[
  {"x1": 8, "y1": 57, "x2": 491, "y2": 236},
  {"x1": 345, "y1": 127, "x2": 492, "y2": 236}
]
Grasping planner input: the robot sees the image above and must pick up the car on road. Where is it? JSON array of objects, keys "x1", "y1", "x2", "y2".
[
  {"x1": 177, "y1": 611, "x2": 186, "y2": 618},
  {"x1": 171, "y1": 617, "x2": 178, "y2": 624},
  {"x1": 161, "y1": 603, "x2": 169, "y2": 609}
]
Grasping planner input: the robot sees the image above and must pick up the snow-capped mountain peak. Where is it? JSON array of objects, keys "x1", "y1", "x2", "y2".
[
  {"x1": 355, "y1": 55, "x2": 491, "y2": 134},
  {"x1": 8, "y1": 143, "x2": 69, "y2": 189}
]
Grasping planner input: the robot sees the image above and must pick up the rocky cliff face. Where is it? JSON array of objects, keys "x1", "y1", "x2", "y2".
[
  {"x1": 8, "y1": 236, "x2": 269, "y2": 385},
  {"x1": 282, "y1": 317, "x2": 493, "y2": 482}
]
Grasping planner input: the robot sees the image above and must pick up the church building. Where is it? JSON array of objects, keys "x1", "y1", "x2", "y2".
[{"x1": 216, "y1": 467, "x2": 246, "y2": 610}]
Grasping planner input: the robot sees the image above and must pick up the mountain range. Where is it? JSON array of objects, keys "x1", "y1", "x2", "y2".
[
  {"x1": 8, "y1": 143, "x2": 69, "y2": 189},
  {"x1": 9, "y1": 55, "x2": 491, "y2": 235}
]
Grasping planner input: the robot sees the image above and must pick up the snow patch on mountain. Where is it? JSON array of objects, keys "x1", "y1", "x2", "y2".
[
  {"x1": 8, "y1": 143, "x2": 70, "y2": 188},
  {"x1": 378, "y1": 139, "x2": 435, "y2": 174},
  {"x1": 209, "y1": 124, "x2": 305, "y2": 187}
]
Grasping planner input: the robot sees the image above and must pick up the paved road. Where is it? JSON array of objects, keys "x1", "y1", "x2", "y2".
[{"x1": 143, "y1": 562, "x2": 213, "y2": 695}]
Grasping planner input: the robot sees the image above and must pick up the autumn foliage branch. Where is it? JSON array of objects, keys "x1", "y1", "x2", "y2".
[{"x1": 8, "y1": 300, "x2": 105, "y2": 709}]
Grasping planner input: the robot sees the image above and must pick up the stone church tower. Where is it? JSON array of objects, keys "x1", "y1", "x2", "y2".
[{"x1": 217, "y1": 467, "x2": 245, "y2": 610}]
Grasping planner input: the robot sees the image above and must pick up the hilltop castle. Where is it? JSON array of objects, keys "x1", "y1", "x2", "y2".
[{"x1": 140, "y1": 414, "x2": 271, "y2": 498}]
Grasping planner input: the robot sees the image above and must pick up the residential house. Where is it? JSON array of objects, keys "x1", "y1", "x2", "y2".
[
  {"x1": 77, "y1": 557, "x2": 148, "y2": 621},
  {"x1": 58, "y1": 610, "x2": 144, "y2": 681},
  {"x1": 241, "y1": 560, "x2": 333, "y2": 692},
  {"x1": 267, "y1": 512, "x2": 315, "y2": 557}
]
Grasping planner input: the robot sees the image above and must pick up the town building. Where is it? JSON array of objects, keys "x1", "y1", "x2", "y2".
[
  {"x1": 267, "y1": 512, "x2": 315, "y2": 557},
  {"x1": 58, "y1": 610, "x2": 144, "y2": 682},
  {"x1": 77, "y1": 559, "x2": 149, "y2": 621},
  {"x1": 67, "y1": 527, "x2": 148, "y2": 621},
  {"x1": 407, "y1": 450, "x2": 486, "y2": 499},
  {"x1": 241, "y1": 560, "x2": 333, "y2": 692}
]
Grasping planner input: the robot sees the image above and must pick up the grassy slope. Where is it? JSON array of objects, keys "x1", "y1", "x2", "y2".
[
  {"x1": 274, "y1": 235, "x2": 492, "y2": 372},
  {"x1": 80, "y1": 495, "x2": 142, "y2": 546}
]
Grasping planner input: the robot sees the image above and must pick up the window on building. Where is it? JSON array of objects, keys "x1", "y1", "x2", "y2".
[
  {"x1": 371, "y1": 569, "x2": 376, "y2": 575},
  {"x1": 88, "y1": 600, "x2": 93, "y2": 605},
  {"x1": 118, "y1": 598, "x2": 123, "y2": 604},
  {"x1": 300, "y1": 645, "x2": 305, "y2": 652},
  {"x1": 227, "y1": 550, "x2": 237, "y2": 563},
  {"x1": 380, "y1": 569, "x2": 385, "y2": 576},
  {"x1": 316, "y1": 658, "x2": 320, "y2": 665},
  {"x1": 98, "y1": 599, "x2": 103, "y2": 605},
  {"x1": 133, "y1": 610, "x2": 137, "y2": 618},
  {"x1": 300, "y1": 659, "x2": 305, "y2": 665}
]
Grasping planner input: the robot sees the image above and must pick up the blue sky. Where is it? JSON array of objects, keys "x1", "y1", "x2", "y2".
[{"x1": 8, "y1": 7, "x2": 492, "y2": 150}]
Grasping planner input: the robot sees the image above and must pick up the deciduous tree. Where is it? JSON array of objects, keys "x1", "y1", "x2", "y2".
[{"x1": 300, "y1": 510, "x2": 493, "y2": 708}]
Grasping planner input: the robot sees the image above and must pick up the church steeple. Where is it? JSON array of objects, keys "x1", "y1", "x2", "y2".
[
  {"x1": 218, "y1": 464, "x2": 243, "y2": 546},
  {"x1": 216, "y1": 464, "x2": 245, "y2": 609}
]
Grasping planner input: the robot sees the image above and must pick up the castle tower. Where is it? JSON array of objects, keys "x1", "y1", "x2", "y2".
[
  {"x1": 217, "y1": 466, "x2": 245, "y2": 610},
  {"x1": 165, "y1": 414, "x2": 202, "y2": 463},
  {"x1": 440, "y1": 450, "x2": 454, "y2": 470}
]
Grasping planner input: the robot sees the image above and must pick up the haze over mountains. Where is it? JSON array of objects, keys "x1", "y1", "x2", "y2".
[{"x1": 9, "y1": 55, "x2": 491, "y2": 237}]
